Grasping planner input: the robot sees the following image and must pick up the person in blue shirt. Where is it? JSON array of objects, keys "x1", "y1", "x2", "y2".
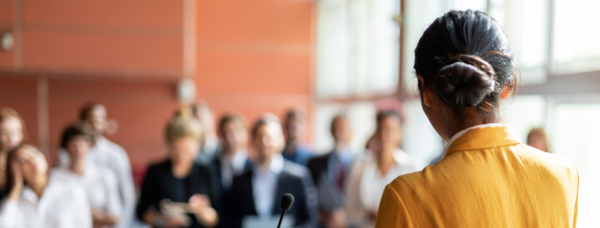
[{"x1": 281, "y1": 109, "x2": 314, "y2": 166}]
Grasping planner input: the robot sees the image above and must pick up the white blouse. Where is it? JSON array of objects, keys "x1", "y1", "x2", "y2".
[
  {"x1": 51, "y1": 165, "x2": 122, "y2": 217},
  {"x1": 0, "y1": 176, "x2": 92, "y2": 228},
  {"x1": 57, "y1": 136, "x2": 136, "y2": 228},
  {"x1": 345, "y1": 150, "x2": 418, "y2": 228}
]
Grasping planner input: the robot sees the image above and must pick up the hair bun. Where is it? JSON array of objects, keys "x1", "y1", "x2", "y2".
[{"x1": 434, "y1": 55, "x2": 497, "y2": 109}]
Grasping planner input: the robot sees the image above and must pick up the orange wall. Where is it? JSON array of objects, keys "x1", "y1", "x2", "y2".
[
  {"x1": 0, "y1": 0, "x2": 315, "y2": 179},
  {"x1": 0, "y1": 76, "x2": 178, "y2": 169},
  {"x1": 194, "y1": 0, "x2": 314, "y2": 138},
  {"x1": 0, "y1": 0, "x2": 185, "y2": 79}
]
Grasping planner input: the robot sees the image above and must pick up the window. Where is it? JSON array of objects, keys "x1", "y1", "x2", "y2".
[
  {"x1": 549, "y1": 101, "x2": 600, "y2": 226},
  {"x1": 553, "y1": 0, "x2": 600, "y2": 75},
  {"x1": 316, "y1": 0, "x2": 400, "y2": 98}
]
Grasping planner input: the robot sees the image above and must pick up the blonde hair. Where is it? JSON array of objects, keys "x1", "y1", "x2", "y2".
[
  {"x1": 165, "y1": 107, "x2": 204, "y2": 145},
  {"x1": 0, "y1": 107, "x2": 28, "y2": 145}
]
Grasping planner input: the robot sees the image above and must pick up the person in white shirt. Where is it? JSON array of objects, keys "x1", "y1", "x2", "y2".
[
  {"x1": 53, "y1": 121, "x2": 122, "y2": 227},
  {"x1": 0, "y1": 143, "x2": 91, "y2": 228},
  {"x1": 58, "y1": 102, "x2": 136, "y2": 228},
  {"x1": 191, "y1": 101, "x2": 221, "y2": 165},
  {"x1": 345, "y1": 110, "x2": 417, "y2": 228}
]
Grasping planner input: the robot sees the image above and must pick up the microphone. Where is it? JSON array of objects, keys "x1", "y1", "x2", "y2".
[{"x1": 277, "y1": 193, "x2": 294, "y2": 228}]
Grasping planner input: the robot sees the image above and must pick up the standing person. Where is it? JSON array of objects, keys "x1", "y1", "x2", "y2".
[
  {"x1": 0, "y1": 143, "x2": 91, "y2": 228},
  {"x1": 224, "y1": 114, "x2": 318, "y2": 228},
  {"x1": 191, "y1": 101, "x2": 221, "y2": 165},
  {"x1": 52, "y1": 122, "x2": 122, "y2": 228},
  {"x1": 0, "y1": 108, "x2": 27, "y2": 200},
  {"x1": 137, "y1": 111, "x2": 219, "y2": 228},
  {"x1": 58, "y1": 102, "x2": 136, "y2": 228},
  {"x1": 307, "y1": 114, "x2": 355, "y2": 228},
  {"x1": 527, "y1": 127, "x2": 551, "y2": 153},
  {"x1": 346, "y1": 110, "x2": 417, "y2": 228},
  {"x1": 282, "y1": 108, "x2": 314, "y2": 166},
  {"x1": 375, "y1": 10, "x2": 578, "y2": 227},
  {"x1": 212, "y1": 113, "x2": 252, "y2": 194}
]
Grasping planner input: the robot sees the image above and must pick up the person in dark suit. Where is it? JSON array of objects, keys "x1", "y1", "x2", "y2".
[
  {"x1": 282, "y1": 109, "x2": 314, "y2": 166},
  {"x1": 224, "y1": 114, "x2": 318, "y2": 228},
  {"x1": 137, "y1": 109, "x2": 219, "y2": 228},
  {"x1": 211, "y1": 113, "x2": 252, "y2": 194},
  {"x1": 307, "y1": 114, "x2": 355, "y2": 228}
]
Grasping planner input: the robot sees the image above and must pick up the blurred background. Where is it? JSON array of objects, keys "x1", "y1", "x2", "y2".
[{"x1": 0, "y1": 0, "x2": 599, "y2": 226}]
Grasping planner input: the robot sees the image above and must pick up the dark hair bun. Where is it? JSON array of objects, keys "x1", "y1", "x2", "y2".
[{"x1": 434, "y1": 55, "x2": 497, "y2": 109}]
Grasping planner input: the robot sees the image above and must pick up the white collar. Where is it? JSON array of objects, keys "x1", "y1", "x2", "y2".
[
  {"x1": 222, "y1": 150, "x2": 248, "y2": 169},
  {"x1": 21, "y1": 177, "x2": 59, "y2": 204},
  {"x1": 205, "y1": 135, "x2": 219, "y2": 147},
  {"x1": 94, "y1": 136, "x2": 110, "y2": 148},
  {"x1": 253, "y1": 154, "x2": 284, "y2": 176},
  {"x1": 21, "y1": 186, "x2": 39, "y2": 204},
  {"x1": 442, "y1": 123, "x2": 505, "y2": 158}
]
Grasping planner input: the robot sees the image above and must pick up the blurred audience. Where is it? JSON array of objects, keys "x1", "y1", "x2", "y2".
[
  {"x1": 52, "y1": 122, "x2": 122, "y2": 228},
  {"x1": 191, "y1": 101, "x2": 221, "y2": 165},
  {"x1": 0, "y1": 108, "x2": 27, "y2": 201},
  {"x1": 307, "y1": 114, "x2": 355, "y2": 228},
  {"x1": 211, "y1": 113, "x2": 252, "y2": 194},
  {"x1": 0, "y1": 143, "x2": 91, "y2": 228},
  {"x1": 7, "y1": 98, "x2": 562, "y2": 228},
  {"x1": 527, "y1": 127, "x2": 551, "y2": 153},
  {"x1": 282, "y1": 108, "x2": 314, "y2": 166},
  {"x1": 137, "y1": 109, "x2": 219, "y2": 228},
  {"x1": 58, "y1": 102, "x2": 136, "y2": 228},
  {"x1": 224, "y1": 114, "x2": 318, "y2": 228},
  {"x1": 346, "y1": 110, "x2": 417, "y2": 228}
]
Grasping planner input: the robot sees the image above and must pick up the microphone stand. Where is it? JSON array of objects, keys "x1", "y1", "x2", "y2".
[{"x1": 276, "y1": 209, "x2": 288, "y2": 228}]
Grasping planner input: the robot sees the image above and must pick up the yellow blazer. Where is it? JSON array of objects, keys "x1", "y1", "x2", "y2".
[{"x1": 375, "y1": 125, "x2": 579, "y2": 228}]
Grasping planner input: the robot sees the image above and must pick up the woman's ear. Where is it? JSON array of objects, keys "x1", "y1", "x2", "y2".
[
  {"x1": 418, "y1": 75, "x2": 434, "y2": 107},
  {"x1": 500, "y1": 83, "x2": 513, "y2": 99}
]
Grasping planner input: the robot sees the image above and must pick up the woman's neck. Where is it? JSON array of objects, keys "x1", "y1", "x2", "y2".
[
  {"x1": 172, "y1": 161, "x2": 193, "y2": 178},
  {"x1": 29, "y1": 174, "x2": 49, "y2": 199},
  {"x1": 444, "y1": 109, "x2": 500, "y2": 142},
  {"x1": 376, "y1": 148, "x2": 395, "y2": 176},
  {"x1": 69, "y1": 159, "x2": 86, "y2": 176}
]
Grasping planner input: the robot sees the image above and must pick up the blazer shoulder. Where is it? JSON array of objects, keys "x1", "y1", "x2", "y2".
[
  {"x1": 283, "y1": 160, "x2": 311, "y2": 179},
  {"x1": 519, "y1": 144, "x2": 579, "y2": 181},
  {"x1": 230, "y1": 169, "x2": 254, "y2": 195},
  {"x1": 387, "y1": 169, "x2": 430, "y2": 194},
  {"x1": 308, "y1": 153, "x2": 330, "y2": 164},
  {"x1": 193, "y1": 162, "x2": 213, "y2": 173},
  {"x1": 307, "y1": 153, "x2": 330, "y2": 169},
  {"x1": 233, "y1": 169, "x2": 254, "y2": 184},
  {"x1": 144, "y1": 160, "x2": 172, "y2": 177}
]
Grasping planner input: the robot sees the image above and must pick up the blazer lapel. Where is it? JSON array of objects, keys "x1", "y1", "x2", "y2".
[
  {"x1": 162, "y1": 161, "x2": 178, "y2": 199},
  {"x1": 242, "y1": 170, "x2": 258, "y2": 216},
  {"x1": 271, "y1": 171, "x2": 289, "y2": 215},
  {"x1": 188, "y1": 164, "x2": 201, "y2": 197}
]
